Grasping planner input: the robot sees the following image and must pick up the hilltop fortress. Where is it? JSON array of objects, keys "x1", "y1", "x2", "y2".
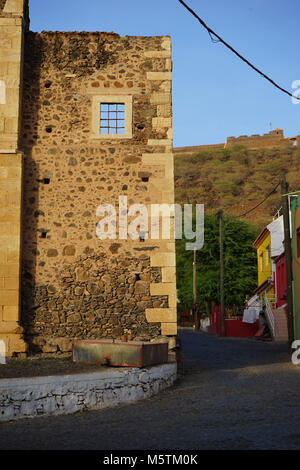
[{"x1": 174, "y1": 129, "x2": 300, "y2": 154}]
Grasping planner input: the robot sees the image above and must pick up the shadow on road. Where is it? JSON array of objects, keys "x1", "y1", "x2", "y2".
[{"x1": 177, "y1": 327, "x2": 292, "y2": 373}]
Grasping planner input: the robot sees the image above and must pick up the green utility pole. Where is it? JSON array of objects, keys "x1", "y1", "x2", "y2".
[
  {"x1": 219, "y1": 209, "x2": 225, "y2": 337},
  {"x1": 280, "y1": 171, "x2": 295, "y2": 347}
]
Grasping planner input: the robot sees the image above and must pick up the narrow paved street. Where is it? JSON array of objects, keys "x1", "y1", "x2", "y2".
[{"x1": 1, "y1": 328, "x2": 300, "y2": 450}]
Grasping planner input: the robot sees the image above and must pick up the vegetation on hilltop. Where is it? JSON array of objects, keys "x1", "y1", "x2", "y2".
[
  {"x1": 174, "y1": 144, "x2": 300, "y2": 229},
  {"x1": 174, "y1": 144, "x2": 299, "y2": 311}
]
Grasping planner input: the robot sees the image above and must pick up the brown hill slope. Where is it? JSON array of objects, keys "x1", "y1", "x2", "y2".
[{"x1": 174, "y1": 144, "x2": 300, "y2": 228}]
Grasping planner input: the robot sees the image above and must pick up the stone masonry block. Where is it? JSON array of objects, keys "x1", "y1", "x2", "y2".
[
  {"x1": 167, "y1": 128, "x2": 173, "y2": 139},
  {"x1": 0, "y1": 167, "x2": 8, "y2": 179},
  {"x1": 147, "y1": 139, "x2": 172, "y2": 147},
  {"x1": 142, "y1": 153, "x2": 173, "y2": 164},
  {"x1": 6, "y1": 88, "x2": 20, "y2": 105},
  {"x1": 0, "y1": 62, "x2": 7, "y2": 75},
  {"x1": 164, "y1": 164, "x2": 174, "y2": 180},
  {"x1": 168, "y1": 295, "x2": 177, "y2": 308},
  {"x1": 162, "y1": 267, "x2": 176, "y2": 283},
  {"x1": 7, "y1": 248, "x2": 20, "y2": 263},
  {"x1": 4, "y1": 116, "x2": 19, "y2": 134},
  {"x1": 3, "y1": 305, "x2": 18, "y2": 322},
  {"x1": 6, "y1": 334, "x2": 27, "y2": 355},
  {"x1": 159, "y1": 81, "x2": 172, "y2": 93},
  {"x1": 146, "y1": 308, "x2": 177, "y2": 323},
  {"x1": 0, "y1": 104, "x2": 19, "y2": 117},
  {"x1": 150, "y1": 283, "x2": 176, "y2": 296},
  {"x1": 6, "y1": 190, "x2": 21, "y2": 207},
  {"x1": 4, "y1": 277, "x2": 19, "y2": 290},
  {"x1": 0, "y1": 289, "x2": 19, "y2": 306},
  {"x1": 7, "y1": 62, "x2": 20, "y2": 76},
  {"x1": 0, "y1": 52, "x2": 21, "y2": 62},
  {"x1": 0, "y1": 207, "x2": 20, "y2": 223},
  {"x1": 157, "y1": 104, "x2": 172, "y2": 117},
  {"x1": 7, "y1": 165, "x2": 21, "y2": 179},
  {"x1": 0, "y1": 38, "x2": 12, "y2": 48},
  {"x1": 150, "y1": 93, "x2": 171, "y2": 105},
  {"x1": 161, "y1": 322, "x2": 177, "y2": 336},
  {"x1": 0, "y1": 117, "x2": 4, "y2": 133},
  {"x1": 8, "y1": 222, "x2": 20, "y2": 236},
  {"x1": 161, "y1": 190, "x2": 175, "y2": 204},
  {"x1": 0, "y1": 321, "x2": 21, "y2": 334},
  {"x1": 150, "y1": 252, "x2": 176, "y2": 267},
  {"x1": 3, "y1": 237, "x2": 21, "y2": 252},
  {"x1": 0, "y1": 154, "x2": 22, "y2": 167},
  {"x1": 150, "y1": 177, "x2": 174, "y2": 191},
  {"x1": 152, "y1": 117, "x2": 172, "y2": 129},
  {"x1": 147, "y1": 72, "x2": 172, "y2": 81},
  {"x1": 0, "y1": 18, "x2": 16, "y2": 26},
  {"x1": 3, "y1": 0, "x2": 25, "y2": 15},
  {"x1": 144, "y1": 51, "x2": 170, "y2": 58},
  {"x1": 0, "y1": 264, "x2": 19, "y2": 276},
  {"x1": 161, "y1": 38, "x2": 171, "y2": 51},
  {"x1": 165, "y1": 59, "x2": 172, "y2": 71},
  {"x1": 0, "y1": 249, "x2": 6, "y2": 264}
]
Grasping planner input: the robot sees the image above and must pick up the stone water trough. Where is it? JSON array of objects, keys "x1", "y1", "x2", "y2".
[{"x1": 72, "y1": 339, "x2": 169, "y2": 367}]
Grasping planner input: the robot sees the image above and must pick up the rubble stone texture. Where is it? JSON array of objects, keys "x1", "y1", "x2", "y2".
[
  {"x1": 0, "y1": 0, "x2": 177, "y2": 356},
  {"x1": 0, "y1": 362, "x2": 177, "y2": 421}
]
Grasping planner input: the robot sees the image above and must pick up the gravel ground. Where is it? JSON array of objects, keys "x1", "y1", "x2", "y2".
[
  {"x1": 0, "y1": 328, "x2": 300, "y2": 450},
  {"x1": 0, "y1": 354, "x2": 108, "y2": 379}
]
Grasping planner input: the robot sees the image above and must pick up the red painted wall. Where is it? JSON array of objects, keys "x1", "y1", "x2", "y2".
[
  {"x1": 275, "y1": 253, "x2": 287, "y2": 308},
  {"x1": 209, "y1": 306, "x2": 259, "y2": 337}
]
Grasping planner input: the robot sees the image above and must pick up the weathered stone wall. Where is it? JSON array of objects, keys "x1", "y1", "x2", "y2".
[
  {"x1": 174, "y1": 130, "x2": 297, "y2": 155},
  {"x1": 0, "y1": 362, "x2": 177, "y2": 422},
  {"x1": 225, "y1": 129, "x2": 293, "y2": 149},
  {"x1": 22, "y1": 253, "x2": 168, "y2": 353},
  {"x1": 20, "y1": 31, "x2": 176, "y2": 353}
]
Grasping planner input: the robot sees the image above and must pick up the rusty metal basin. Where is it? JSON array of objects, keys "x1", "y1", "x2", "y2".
[{"x1": 72, "y1": 339, "x2": 169, "y2": 367}]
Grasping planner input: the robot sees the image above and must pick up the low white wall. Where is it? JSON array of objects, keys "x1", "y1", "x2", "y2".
[{"x1": 0, "y1": 362, "x2": 177, "y2": 422}]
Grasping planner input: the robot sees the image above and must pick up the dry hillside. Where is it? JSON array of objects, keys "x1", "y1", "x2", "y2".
[{"x1": 174, "y1": 144, "x2": 300, "y2": 229}]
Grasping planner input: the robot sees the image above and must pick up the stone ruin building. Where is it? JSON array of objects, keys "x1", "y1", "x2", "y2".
[
  {"x1": 174, "y1": 128, "x2": 300, "y2": 155},
  {"x1": 0, "y1": 0, "x2": 177, "y2": 356}
]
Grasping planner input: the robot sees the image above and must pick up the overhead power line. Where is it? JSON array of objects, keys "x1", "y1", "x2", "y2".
[
  {"x1": 178, "y1": 0, "x2": 300, "y2": 102},
  {"x1": 235, "y1": 182, "x2": 280, "y2": 218}
]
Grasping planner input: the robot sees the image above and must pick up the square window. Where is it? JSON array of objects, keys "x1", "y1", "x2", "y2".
[
  {"x1": 99, "y1": 103, "x2": 126, "y2": 136},
  {"x1": 92, "y1": 95, "x2": 132, "y2": 139}
]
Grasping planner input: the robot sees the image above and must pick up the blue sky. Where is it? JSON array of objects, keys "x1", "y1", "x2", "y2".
[{"x1": 29, "y1": 0, "x2": 300, "y2": 147}]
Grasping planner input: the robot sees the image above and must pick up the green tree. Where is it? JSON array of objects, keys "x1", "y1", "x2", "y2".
[{"x1": 176, "y1": 212, "x2": 259, "y2": 313}]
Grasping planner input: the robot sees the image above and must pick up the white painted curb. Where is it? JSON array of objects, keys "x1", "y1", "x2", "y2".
[{"x1": 0, "y1": 362, "x2": 177, "y2": 422}]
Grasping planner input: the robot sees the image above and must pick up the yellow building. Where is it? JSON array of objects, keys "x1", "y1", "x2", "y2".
[{"x1": 253, "y1": 227, "x2": 275, "y2": 307}]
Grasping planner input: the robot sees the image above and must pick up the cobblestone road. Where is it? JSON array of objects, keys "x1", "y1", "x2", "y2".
[{"x1": 1, "y1": 328, "x2": 300, "y2": 450}]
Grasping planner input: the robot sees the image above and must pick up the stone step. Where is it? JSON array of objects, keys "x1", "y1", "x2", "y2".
[{"x1": 270, "y1": 308, "x2": 288, "y2": 341}]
